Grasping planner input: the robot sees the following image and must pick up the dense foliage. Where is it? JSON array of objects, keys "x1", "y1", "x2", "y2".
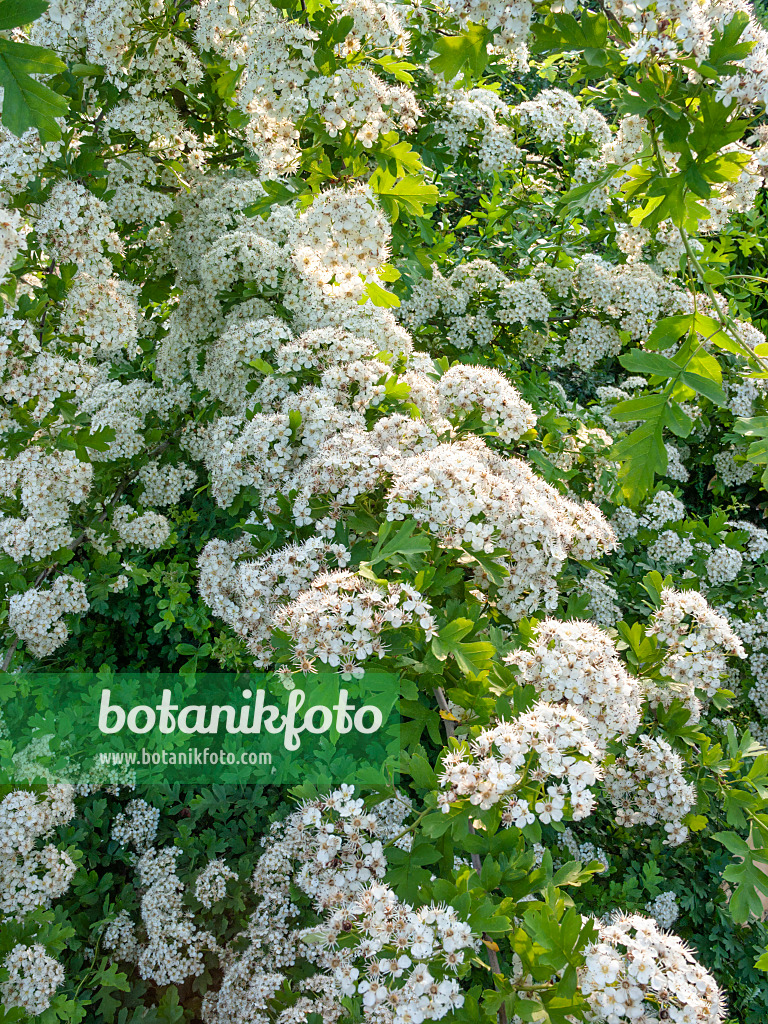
[{"x1": 4, "y1": 0, "x2": 768, "y2": 1022}]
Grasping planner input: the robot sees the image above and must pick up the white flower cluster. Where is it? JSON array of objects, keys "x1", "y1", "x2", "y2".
[
  {"x1": 199, "y1": 532, "x2": 435, "y2": 675},
  {"x1": 311, "y1": 885, "x2": 471, "y2": 1020},
  {"x1": 435, "y1": 87, "x2": 518, "y2": 173},
  {"x1": 103, "y1": 910, "x2": 140, "y2": 964},
  {"x1": 582, "y1": 571, "x2": 622, "y2": 627},
  {"x1": 35, "y1": 0, "x2": 202, "y2": 92},
  {"x1": 272, "y1": 572, "x2": 436, "y2": 679},
  {"x1": 60, "y1": 273, "x2": 141, "y2": 360},
  {"x1": 0, "y1": 785, "x2": 76, "y2": 919},
  {"x1": 111, "y1": 798, "x2": 160, "y2": 852},
  {"x1": 36, "y1": 181, "x2": 120, "y2": 275},
  {"x1": 113, "y1": 505, "x2": 171, "y2": 550},
  {"x1": 603, "y1": 735, "x2": 695, "y2": 846},
  {"x1": 196, "y1": 0, "x2": 415, "y2": 175},
  {"x1": 645, "y1": 890, "x2": 680, "y2": 930},
  {"x1": 307, "y1": 69, "x2": 420, "y2": 149},
  {"x1": 607, "y1": 0, "x2": 768, "y2": 118},
  {"x1": 437, "y1": 702, "x2": 603, "y2": 825},
  {"x1": 648, "y1": 587, "x2": 746, "y2": 711},
  {"x1": 514, "y1": 88, "x2": 610, "y2": 149},
  {"x1": 0, "y1": 944, "x2": 66, "y2": 1017},
  {"x1": 558, "y1": 316, "x2": 622, "y2": 370},
  {"x1": 8, "y1": 576, "x2": 89, "y2": 658},
  {"x1": 0, "y1": 125, "x2": 63, "y2": 199},
  {"x1": 0, "y1": 448, "x2": 92, "y2": 563},
  {"x1": 195, "y1": 860, "x2": 238, "y2": 908},
  {"x1": 611, "y1": 506, "x2": 640, "y2": 541},
  {"x1": 560, "y1": 827, "x2": 609, "y2": 870},
  {"x1": 386, "y1": 441, "x2": 615, "y2": 618},
  {"x1": 435, "y1": 364, "x2": 535, "y2": 441},
  {"x1": 203, "y1": 786, "x2": 469, "y2": 1024},
  {"x1": 81, "y1": 380, "x2": 192, "y2": 462},
  {"x1": 399, "y1": 253, "x2": 687, "y2": 368},
  {"x1": 444, "y1": 0, "x2": 575, "y2": 68},
  {"x1": 730, "y1": 520, "x2": 768, "y2": 560},
  {"x1": 0, "y1": 312, "x2": 99, "y2": 426},
  {"x1": 336, "y1": 0, "x2": 409, "y2": 55},
  {"x1": 639, "y1": 490, "x2": 686, "y2": 530},
  {"x1": 730, "y1": 609, "x2": 768, "y2": 719},
  {"x1": 197, "y1": 0, "x2": 317, "y2": 175},
  {"x1": 504, "y1": 618, "x2": 644, "y2": 746},
  {"x1": 199, "y1": 227, "x2": 285, "y2": 299},
  {"x1": 726, "y1": 374, "x2": 767, "y2": 418},
  {"x1": 663, "y1": 442, "x2": 690, "y2": 483},
  {"x1": 713, "y1": 449, "x2": 754, "y2": 487},
  {"x1": 0, "y1": 207, "x2": 26, "y2": 281},
  {"x1": 706, "y1": 545, "x2": 744, "y2": 586},
  {"x1": 581, "y1": 913, "x2": 725, "y2": 1024},
  {"x1": 104, "y1": 845, "x2": 217, "y2": 986},
  {"x1": 545, "y1": 255, "x2": 689, "y2": 344},
  {"x1": 138, "y1": 461, "x2": 198, "y2": 507},
  {"x1": 289, "y1": 184, "x2": 391, "y2": 302},
  {"x1": 648, "y1": 529, "x2": 694, "y2": 567},
  {"x1": 398, "y1": 259, "x2": 549, "y2": 349}
]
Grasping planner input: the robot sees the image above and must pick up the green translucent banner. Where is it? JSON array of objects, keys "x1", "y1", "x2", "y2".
[{"x1": 0, "y1": 670, "x2": 401, "y2": 787}]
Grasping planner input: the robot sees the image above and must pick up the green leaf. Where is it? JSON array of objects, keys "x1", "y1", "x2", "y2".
[
  {"x1": 619, "y1": 349, "x2": 682, "y2": 378},
  {"x1": 611, "y1": 417, "x2": 668, "y2": 506},
  {"x1": 713, "y1": 830, "x2": 751, "y2": 856},
  {"x1": 249, "y1": 356, "x2": 275, "y2": 375},
  {"x1": 372, "y1": 55, "x2": 417, "y2": 83},
  {"x1": 693, "y1": 312, "x2": 753, "y2": 361},
  {"x1": 364, "y1": 279, "x2": 400, "y2": 308},
  {"x1": 406, "y1": 751, "x2": 438, "y2": 790},
  {"x1": 92, "y1": 962, "x2": 130, "y2": 991},
  {"x1": 156, "y1": 986, "x2": 184, "y2": 1024},
  {"x1": 376, "y1": 133, "x2": 422, "y2": 178},
  {"x1": 610, "y1": 393, "x2": 667, "y2": 422},
  {"x1": 663, "y1": 401, "x2": 693, "y2": 437},
  {"x1": 679, "y1": 370, "x2": 727, "y2": 406},
  {"x1": 645, "y1": 315, "x2": 693, "y2": 351},
  {"x1": 215, "y1": 63, "x2": 243, "y2": 98},
  {"x1": 0, "y1": 37, "x2": 68, "y2": 140},
  {"x1": 684, "y1": 813, "x2": 708, "y2": 832},
  {"x1": 480, "y1": 855, "x2": 502, "y2": 891},
  {"x1": 557, "y1": 164, "x2": 622, "y2": 216},
  {"x1": 734, "y1": 416, "x2": 768, "y2": 438},
  {"x1": 0, "y1": 0, "x2": 49, "y2": 30},
  {"x1": 369, "y1": 168, "x2": 439, "y2": 221},
  {"x1": 532, "y1": 10, "x2": 609, "y2": 56},
  {"x1": 370, "y1": 520, "x2": 431, "y2": 566},
  {"x1": 429, "y1": 22, "x2": 492, "y2": 82},
  {"x1": 431, "y1": 619, "x2": 495, "y2": 677},
  {"x1": 706, "y1": 10, "x2": 754, "y2": 72}
]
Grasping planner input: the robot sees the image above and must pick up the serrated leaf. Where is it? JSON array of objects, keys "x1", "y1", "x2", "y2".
[
  {"x1": 406, "y1": 751, "x2": 437, "y2": 789},
  {"x1": 611, "y1": 418, "x2": 668, "y2": 505},
  {"x1": 619, "y1": 349, "x2": 682, "y2": 378},
  {"x1": 610, "y1": 393, "x2": 667, "y2": 422},
  {"x1": 364, "y1": 280, "x2": 400, "y2": 308},
  {"x1": 369, "y1": 168, "x2": 439, "y2": 221},
  {"x1": 429, "y1": 22, "x2": 491, "y2": 82},
  {"x1": 370, "y1": 519, "x2": 431, "y2": 565},
  {"x1": 714, "y1": 831, "x2": 751, "y2": 856},
  {"x1": 0, "y1": 37, "x2": 68, "y2": 140},
  {"x1": 679, "y1": 370, "x2": 726, "y2": 405}
]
